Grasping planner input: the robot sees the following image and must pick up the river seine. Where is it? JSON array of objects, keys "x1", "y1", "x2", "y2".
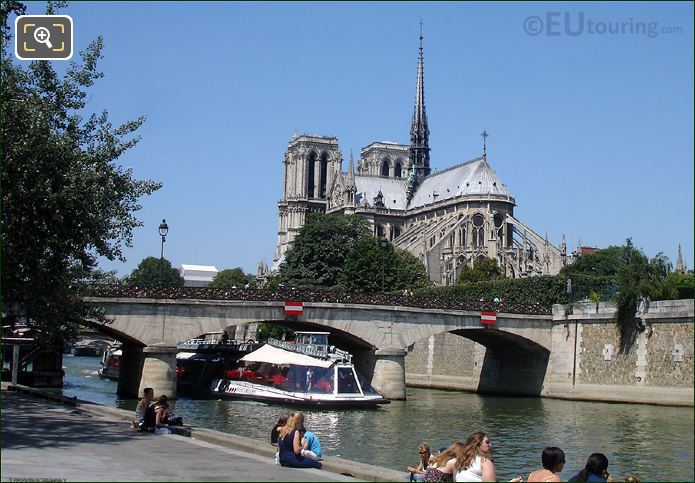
[{"x1": 61, "y1": 355, "x2": 693, "y2": 481}]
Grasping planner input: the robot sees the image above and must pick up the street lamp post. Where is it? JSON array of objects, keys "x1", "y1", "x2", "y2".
[
  {"x1": 380, "y1": 236, "x2": 388, "y2": 293},
  {"x1": 158, "y1": 219, "x2": 169, "y2": 286}
]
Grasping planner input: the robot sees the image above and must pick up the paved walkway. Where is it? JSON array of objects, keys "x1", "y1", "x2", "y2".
[{"x1": 1, "y1": 390, "x2": 358, "y2": 482}]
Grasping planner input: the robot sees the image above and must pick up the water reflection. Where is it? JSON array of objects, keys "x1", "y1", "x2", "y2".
[{"x1": 60, "y1": 356, "x2": 693, "y2": 481}]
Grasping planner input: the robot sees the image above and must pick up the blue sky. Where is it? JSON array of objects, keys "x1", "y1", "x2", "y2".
[{"x1": 16, "y1": 2, "x2": 694, "y2": 276}]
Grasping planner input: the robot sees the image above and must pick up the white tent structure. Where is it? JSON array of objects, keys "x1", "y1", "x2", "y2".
[{"x1": 240, "y1": 344, "x2": 333, "y2": 368}]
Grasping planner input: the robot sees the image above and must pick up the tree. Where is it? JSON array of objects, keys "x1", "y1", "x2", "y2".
[
  {"x1": 209, "y1": 268, "x2": 255, "y2": 288},
  {"x1": 256, "y1": 324, "x2": 294, "y2": 342},
  {"x1": 560, "y1": 245, "x2": 628, "y2": 278},
  {"x1": 280, "y1": 213, "x2": 370, "y2": 288},
  {"x1": 340, "y1": 237, "x2": 397, "y2": 292},
  {"x1": 126, "y1": 257, "x2": 183, "y2": 287},
  {"x1": 660, "y1": 272, "x2": 695, "y2": 300},
  {"x1": 340, "y1": 238, "x2": 430, "y2": 293},
  {"x1": 394, "y1": 248, "x2": 431, "y2": 290},
  {"x1": 1, "y1": 2, "x2": 161, "y2": 345},
  {"x1": 457, "y1": 257, "x2": 503, "y2": 284},
  {"x1": 614, "y1": 239, "x2": 670, "y2": 352}
]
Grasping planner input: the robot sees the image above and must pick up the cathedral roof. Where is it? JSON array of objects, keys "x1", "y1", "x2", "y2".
[
  {"x1": 354, "y1": 176, "x2": 408, "y2": 210},
  {"x1": 408, "y1": 157, "x2": 512, "y2": 209}
]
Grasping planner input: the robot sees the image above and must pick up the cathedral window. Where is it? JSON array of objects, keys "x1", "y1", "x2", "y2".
[
  {"x1": 472, "y1": 213, "x2": 485, "y2": 247},
  {"x1": 393, "y1": 227, "x2": 401, "y2": 239},
  {"x1": 381, "y1": 159, "x2": 390, "y2": 177},
  {"x1": 307, "y1": 151, "x2": 317, "y2": 198},
  {"x1": 394, "y1": 162, "x2": 402, "y2": 178},
  {"x1": 320, "y1": 152, "x2": 329, "y2": 199},
  {"x1": 494, "y1": 213, "x2": 504, "y2": 243}
]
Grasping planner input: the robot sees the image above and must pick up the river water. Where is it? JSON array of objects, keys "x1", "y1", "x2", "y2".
[{"x1": 61, "y1": 355, "x2": 693, "y2": 481}]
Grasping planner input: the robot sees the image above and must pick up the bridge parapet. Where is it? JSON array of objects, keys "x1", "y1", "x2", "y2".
[{"x1": 83, "y1": 285, "x2": 552, "y2": 315}]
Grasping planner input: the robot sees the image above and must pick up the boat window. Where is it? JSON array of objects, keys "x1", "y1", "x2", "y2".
[
  {"x1": 306, "y1": 366, "x2": 333, "y2": 394},
  {"x1": 355, "y1": 370, "x2": 381, "y2": 396},
  {"x1": 337, "y1": 367, "x2": 360, "y2": 394}
]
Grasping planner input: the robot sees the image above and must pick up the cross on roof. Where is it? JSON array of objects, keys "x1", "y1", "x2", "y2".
[{"x1": 481, "y1": 130, "x2": 489, "y2": 156}]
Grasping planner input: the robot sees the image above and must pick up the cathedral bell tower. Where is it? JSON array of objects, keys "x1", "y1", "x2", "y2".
[
  {"x1": 275, "y1": 134, "x2": 342, "y2": 265},
  {"x1": 407, "y1": 24, "x2": 431, "y2": 199}
]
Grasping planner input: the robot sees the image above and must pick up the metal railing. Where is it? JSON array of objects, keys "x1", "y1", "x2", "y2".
[{"x1": 267, "y1": 337, "x2": 352, "y2": 362}]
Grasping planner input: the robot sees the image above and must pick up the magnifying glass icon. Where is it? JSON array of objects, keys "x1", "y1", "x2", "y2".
[{"x1": 33, "y1": 27, "x2": 53, "y2": 49}]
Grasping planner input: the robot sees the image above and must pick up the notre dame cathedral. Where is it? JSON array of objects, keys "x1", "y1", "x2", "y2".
[{"x1": 273, "y1": 32, "x2": 571, "y2": 285}]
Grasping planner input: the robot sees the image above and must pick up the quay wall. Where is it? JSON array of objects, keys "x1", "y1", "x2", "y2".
[{"x1": 405, "y1": 299, "x2": 694, "y2": 406}]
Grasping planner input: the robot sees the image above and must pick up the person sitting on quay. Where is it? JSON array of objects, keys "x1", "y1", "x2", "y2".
[
  {"x1": 141, "y1": 395, "x2": 173, "y2": 434},
  {"x1": 527, "y1": 446, "x2": 566, "y2": 482},
  {"x1": 271, "y1": 415, "x2": 289, "y2": 465},
  {"x1": 132, "y1": 387, "x2": 154, "y2": 430},
  {"x1": 299, "y1": 425, "x2": 322, "y2": 461},
  {"x1": 424, "y1": 442, "x2": 463, "y2": 482},
  {"x1": 276, "y1": 412, "x2": 322, "y2": 469},
  {"x1": 568, "y1": 453, "x2": 612, "y2": 482},
  {"x1": 454, "y1": 432, "x2": 522, "y2": 482},
  {"x1": 406, "y1": 443, "x2": 431, "y2": 482}
]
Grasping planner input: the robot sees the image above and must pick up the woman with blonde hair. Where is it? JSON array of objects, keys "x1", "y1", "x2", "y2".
[
  {"x1": 407, "y1": 443, "x2": 432, "y2": 482},
  {"x1": 424, "y1": 442, "x2": 465, "y2": 482},
  {"x1": 455, "y1": 432, "x2": 522, "y2": 482},
  {"x1": 277, "y1": 412, "x2": 322, "y2": 469}
]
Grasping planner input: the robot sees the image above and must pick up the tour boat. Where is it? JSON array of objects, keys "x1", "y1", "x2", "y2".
[
  {"x1": 98, "y1": 344, "x2": 121, "y2": 381},
  {"x1": 209, "y1": 332, "x2": 390, "y2": 408}
]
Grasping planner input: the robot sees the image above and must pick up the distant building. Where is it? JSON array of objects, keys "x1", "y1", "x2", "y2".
[
  {"x1": 273, "y1": 32, "x2": 571, "y2": 284},
  {"x1": 180, "y1": 264, "x2": 218, "y2": 287}
]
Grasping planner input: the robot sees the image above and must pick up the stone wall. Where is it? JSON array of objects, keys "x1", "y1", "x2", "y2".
[
  {"x1": 404, "y1": 299, "x2": 694, "y2": 406},
  {"x1": 405, "y1": 333, "x2": 483, "y2": 391}
]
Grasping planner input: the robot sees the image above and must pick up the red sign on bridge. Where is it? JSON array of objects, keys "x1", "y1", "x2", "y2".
[
  {"x1": 284, "y1": 301, "x2": 304, "y2": 316},
  {"x1": 480, "y1": 311, "x2": 497, "y2": 325}
]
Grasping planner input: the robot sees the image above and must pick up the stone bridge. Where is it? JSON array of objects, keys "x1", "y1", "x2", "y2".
[
  {"x1": 84, "y1": 287, "x2": 554, "y2": 401},
  {"x1": 83, "y1": 288, "x2": 694, "y2": 406}
]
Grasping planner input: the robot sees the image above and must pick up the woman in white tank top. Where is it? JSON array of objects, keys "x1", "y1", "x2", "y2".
[{"x1": 454, "y1": 432, "x2": 522, "y2": 482}]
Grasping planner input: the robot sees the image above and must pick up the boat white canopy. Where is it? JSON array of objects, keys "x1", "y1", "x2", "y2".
[{"x1": 240, "y1": 343, "x2": 333, "y2": 368}]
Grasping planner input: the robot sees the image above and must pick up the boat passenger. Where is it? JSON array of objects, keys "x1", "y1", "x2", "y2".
[
  {"x1": 277, "y1": 412, "x2": 322, "y2": 469},
  {"x1": 527, "y1": 446, "x2": 566, "y2": 482},
  {"x1": 407, "y1": 443, "x2": 431, "y2": 482}
]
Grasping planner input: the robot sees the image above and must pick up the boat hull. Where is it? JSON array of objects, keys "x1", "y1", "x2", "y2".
[{"x1": 210, "y1": 380, "x2": 389, "y2": 408}]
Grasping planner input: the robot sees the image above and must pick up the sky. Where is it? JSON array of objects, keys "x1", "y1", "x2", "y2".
[{"x1": 14, "y1": 1, "x2": 695, "y2": 277}]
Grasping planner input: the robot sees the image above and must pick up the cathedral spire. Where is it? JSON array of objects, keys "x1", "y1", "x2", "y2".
[
  {"x1": 676, "y1": 244, "x2": 686, "y2": 273},
  {"x1": 409, "y1": 21, "x2": 430, "y2": 188},
  {"x1": 347, "y1": 150, "x2": 356, "y2": 189}
]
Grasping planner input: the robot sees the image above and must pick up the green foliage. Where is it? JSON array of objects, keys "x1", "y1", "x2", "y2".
[
  {"x1": 126, "y1": 257, "x2": 183, "y2": 287},
  {"x1": 456, "y1": 257, "x2": 503, "y2": 283},
  {"x1": 614, "y1": 239, "x2": 671, "y2": 352},
  {"x1": 339, "y1": 238, "x2": 430, "y2": 293},
  {"x1": 340, "y1": 237, "x2": 396, "y2": 292},
  {"x1": 560, "y1": 246, "x2": 628, "y2": 278},
  {"x1": 1, "y1": 2, "x2": 160, "y2": 345},
  {"x1": 661, "y1": 272, "x2": 695, "y2": 300},
  {"x1": 417, "y1": 274, "x2": 616, "y2": 306},
  {"x1": 394, "y1": 248, "x2": 431, "y2": 291},
  {"x1": 280, "y1": 213, "x2": 370, "y2": 288},
  {"x1": 209, "y1": 268, "x2": 255, "y2": 288},
  {"x1": 256, "y1": 324, "x2": 294, "y2": 342}
]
